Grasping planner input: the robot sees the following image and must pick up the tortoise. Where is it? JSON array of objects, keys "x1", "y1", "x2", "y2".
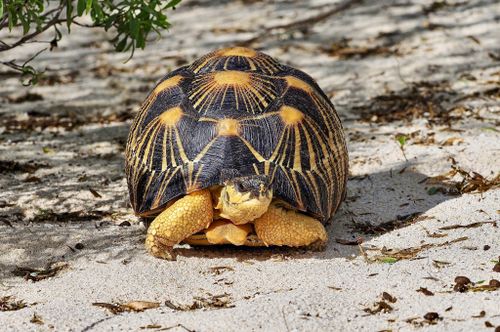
[{"x1": 125, "y1": 47, "x2": 348, "y2": 259}]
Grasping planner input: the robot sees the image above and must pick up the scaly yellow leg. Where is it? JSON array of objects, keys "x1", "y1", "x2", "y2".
[
  {"x1": 253, "y1": 205, "x2": 327, "y2": 247},
  {"x1": 145, "y1": 189, "x2": 213, "y2": 259}
]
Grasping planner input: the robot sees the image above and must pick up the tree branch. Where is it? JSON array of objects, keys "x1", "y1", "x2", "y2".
[{"x1": 0, "y1": 6, "x2": 65, "y2": 52}]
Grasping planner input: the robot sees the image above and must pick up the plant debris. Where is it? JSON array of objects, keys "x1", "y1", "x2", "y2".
[
  {"x1": 93, "y1": 301, "x2": 160, "y2": 314},
  {"x1": 165, "y1": 293, "x2": 234, "y2": 311},
  {"x1": 355, "y1": 81, "x2": 460, "y2": 124},
  {"x1": 88, "y1": 188, "x2": 102, "y2": 198},
  {"x1": 321, "y1": 37, "x2": 399, "y2": 59},
  {"x1": 31, "y1": 209, "x2": 112, "y2": 223},
  {"x1": 352, "y1": 212, "x2": 428, "y2": 234},
  {"x1": 363, "y1": 293, "x2": 396, "y2": 315},
  {"x1": 6, "y1": 92, "x2": 44, "y2": 103},
  {"x1": 0, "y1": 296, "x2": 27, "y2": 311},
  {"x1": 432, "y1": 260, "x2": 451, "y2": 268},
  {"x1": 472, "y1": 310, "x2": 486, "y2": 318},
  {"x1": 0, "y1": 110, "x2": 133, "y2": 133},
  {"x1": 365, "y1": 236, "x2": 468, "y2": 263},
  {"x1": 439, "y1": 221, "x2": 496, "y2": 230},
  {"x1": 12, "y1": 262, "x2": 69, "y2": 282},
  {"x1": 30, "y1": 312, "x2": 44, "y2": 325},
  {"x1": 416, "y1": 287, "x2": 434, "y2": 296},
  {"x1": 0, "y1": 160, "x2": 48, "y2": 174},
  {"x1": 490, "y1": 279, "x2": 500, "y2": 287},
  {"x1": 426, "y1": 165, "x2": 500, "y2": 195},
  {"x1": 453, "y1": 275, "x2": 500, "y2": 292},
  {"x1": 209, "y1": 266, "x2": 234, "y2": 275},
  {"x1": 381, "y1": 292, "x2": 397, "y2": 303}
]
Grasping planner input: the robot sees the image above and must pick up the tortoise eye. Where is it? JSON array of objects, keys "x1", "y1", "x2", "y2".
[{"x1": 235, "y1": 182, "x2": 245, "y2": 192}]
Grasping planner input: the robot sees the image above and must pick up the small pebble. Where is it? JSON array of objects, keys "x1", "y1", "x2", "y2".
[
  {"x1": 75, "y1": 243, "x2": 84, "y2": 250},
  {"x1": 483, "y1": 245, "x2": 490, "y2": 250},
  {"x1": 493, "y1": 263, "x2": 500, "y2": 273}
]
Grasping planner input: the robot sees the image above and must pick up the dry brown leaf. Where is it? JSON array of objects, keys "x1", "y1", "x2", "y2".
[
  {"x1": 366, "y1": 236, "x2": 468, "y2": 263},
  {"x1": 441, "y1": 137, "x2": 464, "y2": 146},
  {"x1": 30, "y1": 313, "x2": 44, "y2": 325},
  {"x1": 416, "y1": 287, "x2": 434, "y2": 296},
  {"x1": 93, "y1": 301, "x2": 160, "y2": 314},
  {"x1": 439, "y1": 221, "x2": 496, "y2": 230},
  {"x1": 0, "y1": 296, "x2": 27, "y2": 311},
  {"x1": 12, "y1": 262, "x2": 69, "y2": 282},
  {"x1": 122, "y1": 301, "x2": 160, "y2": 312}
]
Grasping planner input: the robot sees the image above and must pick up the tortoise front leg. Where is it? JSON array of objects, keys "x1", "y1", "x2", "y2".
[
  {"x1": 253, "y1": 204, "x2": 327, "y2": 248},
  {"x1": 145, "y1": 189, "x2": 213, "y2": 260}
]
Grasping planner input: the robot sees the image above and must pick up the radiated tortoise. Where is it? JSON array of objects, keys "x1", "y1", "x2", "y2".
[{"x1": 125, "y1": 47, "x2": 348, "y2": 259}]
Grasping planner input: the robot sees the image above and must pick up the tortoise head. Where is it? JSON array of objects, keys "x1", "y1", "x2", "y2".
[{"x1": 218, "y1": 175, "x2": 272, "y2": 225}]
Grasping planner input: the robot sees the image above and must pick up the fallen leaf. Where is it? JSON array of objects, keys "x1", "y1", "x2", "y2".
[
  {"x1": 93, "y1": 301, "x2": 160, "y2": 314},
  {"x1": 88, "y1": 188, "x2": 102, "y2": 198},
  {"x1": 472, "y1": 310, "x2": 485, "y2": 318},
  {"x1": 367, "y1": 237, "x2": 468, "y2": 263},
  {"x1": 441, "y1": 137, "x2": 464, "y2": 146},
  {"x1": 363, "y1": 301, "x2": 393, "y2": 314},
  {"x1": 165, "y1": 293, "x2": 234, "y2": 311},
  {"x1": 382, "y1": 292, "x2": 397, "y2": 303},
  {"x1": 42, "y1": 147, "x2": 55, "y2": 154},
  {"x1": 12, "y1": 262, "x2": 69, "y2": 282},
  {"x1": 439, "y1": 221, "x2": 496, "y2": 230},
  {"x1": 122, "y1": 301, "x2": 160, "y2": 312},
  {"x1": 0, "y1": 296, "x2": 27, "y2": 311},
  {"x1": 209, "y1": 266, "x2": 234, "y2": 275},
  {"x1": 30, "y1": 313, "x2": 44, "y2": 325},
  {"x1": 416, "y1": 287, "x2": 434, "y2": 296}
]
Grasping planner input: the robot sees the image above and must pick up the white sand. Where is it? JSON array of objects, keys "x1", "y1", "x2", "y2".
[{"x1": 1, "y1": 0, "x2": 499, "y2": 331}]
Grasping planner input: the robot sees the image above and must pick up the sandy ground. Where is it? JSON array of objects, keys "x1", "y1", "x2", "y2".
[{"x1": 1, "y1": 0, "x2": 499, "y2": 331}]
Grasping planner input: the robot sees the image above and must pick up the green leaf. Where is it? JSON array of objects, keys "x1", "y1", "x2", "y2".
[
  {"x1": 0, "y1": 1, "x2": 4, "y2": 18},
  {"x1": 395, "y1": 134, "x2": 408, "y2": 147},
  {"x1": 115, "y1": 37, "x2": 128, "y2": 52},
  {"x1": 66, "y1": 1, "x2": 74, "y2": 31},
  {"x1": 379, "y1": 257, "x2": 398, "y2": 264},
  {"x1": 475, "y1": 280, "x2": 485, "y2": 284},
  {"x1": 136, "y1": 31, "x2": 145, "y2": 49},
  {"x1": 129, "y1": 19, "x2": 139, "y2": 39},
  {"x1": 7, "y1": 10, "x2": 14, "y2": 30},
  {"x1": 77, "y1": 0, "x2": 86, "y2": 16},
  {"x1": 86, "y1": 0, "x2": 93, "y2": 14},
  {"x1": 481, "y1": 127, "x2": 500, "y2": 133},
  {"x1": 19, "y1": 13, "x2": 30, "y2": 34},
  {"x1": 166, "y1": 0, "x2": 182, "y2": 9},
  {"x1": 42, "y1": 147, "x2": 54, "y2": 154}
]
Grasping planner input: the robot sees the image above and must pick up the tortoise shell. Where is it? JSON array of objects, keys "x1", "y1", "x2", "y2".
[{"x1": 125, "y1": 47, "x2": 348, "y2": 222}]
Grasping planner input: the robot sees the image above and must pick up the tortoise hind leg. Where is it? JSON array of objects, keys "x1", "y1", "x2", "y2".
[
  {"x1": 146, "y1": 189, "x2": 213, "y2": 260},
  {"x1": 253, "y1": 205, "x2": 327, "y2": 248}
]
